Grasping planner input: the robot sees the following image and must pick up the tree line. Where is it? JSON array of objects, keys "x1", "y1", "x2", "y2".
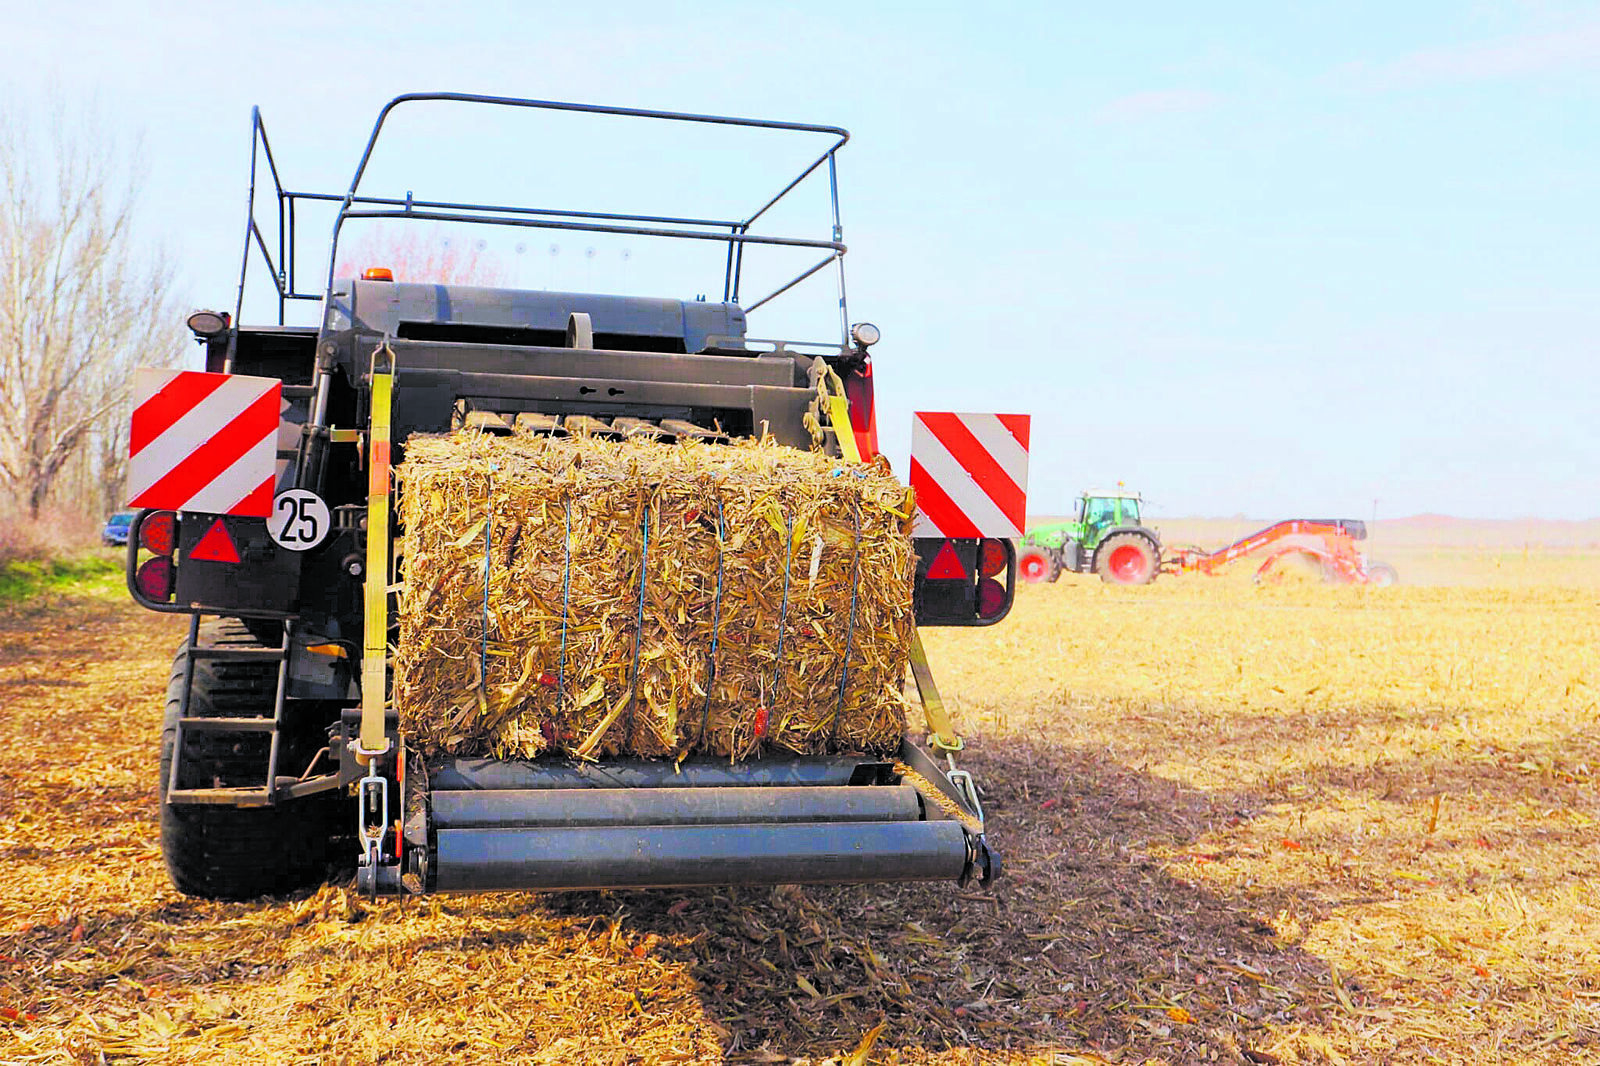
[{"x1": 0, "y1": 109, "x2": 184, "y2": 523}]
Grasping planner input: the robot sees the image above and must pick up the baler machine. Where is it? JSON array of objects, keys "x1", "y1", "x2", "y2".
[{"x1": 125, "y1": 94, "x2": 1015, "y2": 901}]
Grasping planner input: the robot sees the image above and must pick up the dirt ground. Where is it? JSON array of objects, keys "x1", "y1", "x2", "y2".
[{"x1": 1, "y1": 549, "x2": 1597, "y2": 1064}]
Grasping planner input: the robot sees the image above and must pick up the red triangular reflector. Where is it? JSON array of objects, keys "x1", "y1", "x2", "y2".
[
  {"x1": 189, "y1": 518, "x2": 240, "y2": 564},
  {"x1": 926, "y1": 540, "x2": 967, "y2": 580}
]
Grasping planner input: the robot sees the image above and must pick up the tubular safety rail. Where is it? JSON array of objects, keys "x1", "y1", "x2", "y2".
[{"x1": 230, "y1": 93, "x2": 854, "y2": 354}]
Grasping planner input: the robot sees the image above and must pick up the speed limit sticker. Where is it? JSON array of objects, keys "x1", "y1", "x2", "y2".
[{"x1": 267, "y1": 489, "x2": 331, "y2": 551}]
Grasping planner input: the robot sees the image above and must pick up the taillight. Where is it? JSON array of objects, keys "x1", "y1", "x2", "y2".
[
  {"x1": 977, "y1": 538, "x2": 1008, "y2": 578},
  {"x1": 135, "y1": 556, "x2": 175, "y2": 601},
  {"x1": 140, "y1": 510, "x2": 177, "y2": 555},
  {"x1": 975, "y1": 577, "x2": 1007, "y2": 618}
]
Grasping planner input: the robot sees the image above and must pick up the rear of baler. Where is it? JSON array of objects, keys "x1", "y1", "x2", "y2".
[{"x1": 127, "y1": 94, "x2": 1019, "y2": 900}]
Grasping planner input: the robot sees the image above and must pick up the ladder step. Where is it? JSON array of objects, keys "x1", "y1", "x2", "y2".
[
  {"x1": 179, "y1": 716, "x2": 277, "y2": 733},
  {"x1": 166, "y1": 787, "x2": 273, "y2": 807}
]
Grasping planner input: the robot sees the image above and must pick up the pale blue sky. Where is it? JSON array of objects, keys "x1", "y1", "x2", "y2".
[{"x1": 9, "y1": 1, "x2": 1598, "y2": 518}]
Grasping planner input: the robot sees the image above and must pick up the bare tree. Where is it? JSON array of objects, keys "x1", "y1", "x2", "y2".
[{"x1": 0, "y1": 107, "x2": 184, "y2": 520}]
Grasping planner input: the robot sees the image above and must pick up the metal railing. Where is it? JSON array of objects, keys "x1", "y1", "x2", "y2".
[
  {"x1": 230, "y1": 107, "x2": 299, "y2": 339},
  {"x1": 231, "y1": 92, "x2": 853, "y2": 346}
]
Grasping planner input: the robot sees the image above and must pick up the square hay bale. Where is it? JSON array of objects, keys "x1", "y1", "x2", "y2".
[{"x1": 392, "y1": 430, "x2": 917, "y2": 760}]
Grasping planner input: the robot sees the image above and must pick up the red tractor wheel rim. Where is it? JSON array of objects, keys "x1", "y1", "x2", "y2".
[
  {"x1": 1020, "y1": 553, "x2": 1047, "y2": 581},
  {"x1": 1109, "y1": 544, "x2": 1147, "y2": 581}
]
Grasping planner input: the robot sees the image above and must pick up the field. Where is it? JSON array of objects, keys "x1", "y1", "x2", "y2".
[{"x1": 0, "y1": 535, "x2": 1597, "y2": 1064}]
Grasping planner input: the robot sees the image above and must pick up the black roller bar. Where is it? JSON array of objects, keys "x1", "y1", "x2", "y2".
[{"x1": 432, "y1": 820, "x2": 971, "y2": 892}]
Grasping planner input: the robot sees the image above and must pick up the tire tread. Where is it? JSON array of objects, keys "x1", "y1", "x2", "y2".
[{"x1": 159, "y1": 619, "x2": 344, "y2": 900}]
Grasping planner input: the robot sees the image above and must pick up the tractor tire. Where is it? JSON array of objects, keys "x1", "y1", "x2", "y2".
[
  {"x1": 1366, "y1": 561, "x2": 1399, "y2": 587},
  {"x1": 1017, "y1": 547, "x2": 1055, "y2": 584},
  {"x1": 1096, "y1": 533, "x2": 1159, "y2": 585},
  {"x1": 159, "y1": 619, "x2": 345, "y2": 900}
]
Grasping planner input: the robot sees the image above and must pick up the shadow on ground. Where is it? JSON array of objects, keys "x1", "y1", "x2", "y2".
[{"x1": 536, "y1": 736, "x2": 1343, "y2": 1061}]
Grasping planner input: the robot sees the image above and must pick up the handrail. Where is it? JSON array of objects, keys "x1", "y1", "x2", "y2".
[
  {"x1": 286, "y1": 189, "x2": 745, "y2": 231},
  {"x1": 336, "y1": 208, "x2": 845, "y2": 252},
  {"x1": 232, "y1": 93, "x2": 853, "y2": 342},
  {"x1": 229, "y1": 107, "x2": 294, "y2": 362},
  {"x1": 322, "y1": 93, "x2": 850, "y2": 337}
]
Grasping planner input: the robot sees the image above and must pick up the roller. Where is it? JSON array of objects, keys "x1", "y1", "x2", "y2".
[{"x1": 432, "y1": 819, "x2": 971, "y2": 892}]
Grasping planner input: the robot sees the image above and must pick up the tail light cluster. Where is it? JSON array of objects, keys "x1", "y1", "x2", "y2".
[
  {"x1": 975, "y1": 538, "x2": 1009, "y2": 619},
  {"x1": 915, "y1": 536, "x2": 1015, "y2": 626},
  {"x1": 135, "y1": 510, "x2": 178, "y2": 602}
]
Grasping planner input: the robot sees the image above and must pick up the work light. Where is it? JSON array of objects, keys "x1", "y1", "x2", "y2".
[{"x1": 186, "y1": 310, "x2": 228, "y2": 338}]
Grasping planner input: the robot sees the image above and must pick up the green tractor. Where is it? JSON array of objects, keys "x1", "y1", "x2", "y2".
[{"x1": 1016, "y1": 491, "x2": 1162, "y2": 586}]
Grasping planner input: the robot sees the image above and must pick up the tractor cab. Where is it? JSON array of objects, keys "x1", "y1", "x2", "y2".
[{"x1": 1078, "y1": 491, "x2": 1142, "y2": 550}]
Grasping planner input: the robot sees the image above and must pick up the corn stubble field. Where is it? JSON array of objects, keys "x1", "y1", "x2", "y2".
[{"x1": 0, "y1": 535, "x2": 1596, "y2": 1064}]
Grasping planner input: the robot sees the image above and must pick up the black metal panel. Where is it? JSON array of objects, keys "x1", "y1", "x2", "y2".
[
  {"x1": 230, "y1": 327, "x2": 319, "y2": 386},
  {"x1": 353, "y1": 283, "x2": 746, "y2": 355},
  {"x1": 172, "y1": 514, "x2": 302, "y2": 616},
  {"x1": 430, "y1": 785, "x2": 922, "y2": 829},
  {"x1": 433, "y1": 820, "x2": 970, "y2": 891},
  {"x1": 915, "y1": 538, "x2": 979, "y2": 621},
  {"x1": 427, "y1": 754, "x2": 892, "y2": 791}
]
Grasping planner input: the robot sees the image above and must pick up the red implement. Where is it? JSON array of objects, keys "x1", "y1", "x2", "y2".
[{"x1": 1165, "y1": 519, "x2": 1392, "y2": 585}]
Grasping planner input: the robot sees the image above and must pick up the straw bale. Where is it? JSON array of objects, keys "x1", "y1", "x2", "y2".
[{"x1": 392, "y1": 429, "x2": 916, "y2": 760}]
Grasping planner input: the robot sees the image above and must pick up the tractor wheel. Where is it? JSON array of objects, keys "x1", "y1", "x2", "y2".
[
  {"x1": 159, "y1": 619, "x2": 345, "y2": 900},
  {"x1": 1096, "y1": 533, "x2": 1158, "y2": 585},
  {"x1": 1017, "y1": 548, "x2": 1055, "y2": 583},
  {"x1": 1366, "y1": 561, "x2": 1399, "y2": 587}
]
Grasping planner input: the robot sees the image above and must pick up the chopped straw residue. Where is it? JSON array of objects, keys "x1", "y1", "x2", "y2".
[{"x1": 393, "y1": 430, "x2": 917, "y2": 761}]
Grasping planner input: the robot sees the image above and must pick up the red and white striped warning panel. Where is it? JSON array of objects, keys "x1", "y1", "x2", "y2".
[
  {"x1": 910, "y1": 412, "x2": 1030, "y2": 539},
  {"x1": 126, "y1": 368, "x2": 281, "y2": 517}
]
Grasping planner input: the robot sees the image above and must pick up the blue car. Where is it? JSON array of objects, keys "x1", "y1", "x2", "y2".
[{"x1": 102, "y1": 511, "x2": 134, "y2": 547}]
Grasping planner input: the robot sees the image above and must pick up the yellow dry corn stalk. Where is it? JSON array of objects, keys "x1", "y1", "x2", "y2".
[{"x1": 392, "y1": 429, "x2": 919, "y2": 761}]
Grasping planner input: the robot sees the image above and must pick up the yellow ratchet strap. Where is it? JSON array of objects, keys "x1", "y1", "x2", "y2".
[
  {"x1": 358, "y1": 343, "x2": 395, "y2": 762},
  {"x1": 824, "y1": 368, "x2": 863, "y2": 464},
  {"x1": 908, "y1": 630, "x2": 963, "y2": 755},
  {"x1": 821, "y1": 367, "x2": 963, "y2": 755}
]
